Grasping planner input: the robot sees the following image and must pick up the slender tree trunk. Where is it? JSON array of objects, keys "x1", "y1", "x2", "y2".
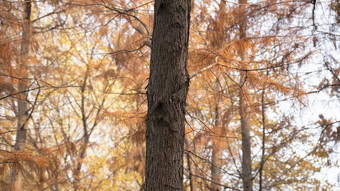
[
  {"x1": 209, "y1": 2, "x2": 227, "y2": 190},
  {"x1": 145, "y1": 0, "x2": 191, "y2": 190},
  {"x1": 239, "y1": 69, "x2": 252, "y2": 191},
  {"x1": 12, "y1": 1, "x2": 32, "y2": 190},
  {"x1": 211, "y1": 80, "x2": 223, "y2": 191},
  {"x1": 238, "y1": 0, "x2": 253, "y2": 191},
  {"x1": 185, "y1": 139, "x2": 197, "y2": 191},
  {"x1": 186, "y1": 152, "x2": 195, "y2": 191},
  {"x1": 73, "y1": 66, "x2": 90, "y2": 191},
  {"x1": 73, "y1": 134, "x2": 89, "y2": 191},
  {"x1": 259, "y1": 83, "x2": 266, "y2": 191}
]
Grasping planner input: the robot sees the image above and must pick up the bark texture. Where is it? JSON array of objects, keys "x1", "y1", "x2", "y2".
[
  {"x1": 12, "y1": 1, "x2": 32, "y2": 190},
  {"x1": 145, "y1": 0, "x2": 191, "y2": 190},
  {"x1": 238, "y1": 0, "x2": 253, "y2": 190}
]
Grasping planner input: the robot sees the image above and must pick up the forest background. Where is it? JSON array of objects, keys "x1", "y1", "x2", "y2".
[{"x1": 0, "y1": 0, "x2": 339, "y2": 190}]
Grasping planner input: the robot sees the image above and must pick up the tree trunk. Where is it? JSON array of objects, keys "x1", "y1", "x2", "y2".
[
  {"x1": 209, "y1": 2, "x2": 227, "y2": 190},
  {"x1": 238, "y1": 0, "x2": 253, "y2": 191},
  {"x1": 239, "y1": 71, "x2": 252, "y2": 191},
  {"x1": 211, "y1": 80, "x2": 223, "y2": 191},
  {"x1": 145, "y1": 0, "x2": 191, "y2": 190},
  {"x1": 259, "y1": 83, "x2": 266, "y2": 191},
  {"x1": 73, "y1": 66, "x2": 92, "y2": 190},
  {"x1": 12, "y1": 1, "x2": 32, "y2": 190},
  {"x1": 185, "y1": 139, "x2": 197, "y2": 191}
]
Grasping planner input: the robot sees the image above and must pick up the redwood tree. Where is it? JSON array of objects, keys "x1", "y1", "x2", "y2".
[{"x1": 145, "y1": 0, "x2": 191, "y2": 190}]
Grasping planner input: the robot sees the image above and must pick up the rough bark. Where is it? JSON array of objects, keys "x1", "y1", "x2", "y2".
[
  {"x1": 145, "y1": 0, "x2": 191, "y2": 190},
  {"x1": 12, "y1": 1, "x2": 32, "y2": 190},
  {"x1": 238, "y1": 0, "x2": 253, "y2": 191}
]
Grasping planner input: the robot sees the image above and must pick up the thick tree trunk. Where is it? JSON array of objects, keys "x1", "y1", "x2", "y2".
[
  {"x1": 145, "y1": 0, "x2": 191, "y2": 190},
  {"x1": 238, "y1": 0, "x2": 253, "y2": 191},
  {"x1": 12, "y1": 1, "x2": 32, "y2": 190}
]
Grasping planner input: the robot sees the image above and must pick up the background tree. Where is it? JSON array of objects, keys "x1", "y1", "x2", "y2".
[{"x1": 185, "y1": 0, "x2": 338, "y2": 190}]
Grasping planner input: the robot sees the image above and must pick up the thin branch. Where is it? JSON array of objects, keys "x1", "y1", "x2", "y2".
[
  {"x1": 32, "y1": 9, "x2": 67, "y2": 23},
  {"x1": 183, "y1": 166, "x2": 241, "y2": 191},
  {"x1": 0, "y1": 85, "x2": 81, "y2": 101},
  {"x1": 100, "y1": 0, "x2": 151, "y2": 47}
]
